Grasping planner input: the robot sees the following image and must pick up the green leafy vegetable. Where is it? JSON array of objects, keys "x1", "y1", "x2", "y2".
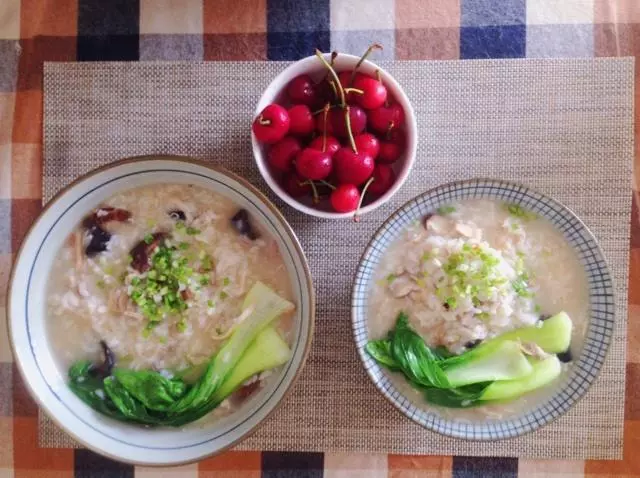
[
  {"x1": 365, "y1": 311, "x2": 571, "y2": 408},
  {"x1": 480, "y1": 355, "x2": 561, "y2": 401},
  {"x1": 472, "y1": 311, "x2": 572, "y2": 355},
  {"x1": 212, "y1": 326, "x2": 291, "y2": 403},
  {"x1": 389, "y1": 313, "x2": 451, "y2": 389},
  {"x1": 113, "y1": 369, "x2": 187, "y2": 411},
  {"x1": 440, "y1": 340, "x2": 533, "y2": 387},
  {"x1": 103, "y1": 376, "x2": 158, "y2": 422},
  {"x1": 423, "y1": 382, "x2": 492, "y2": 408},
  {"x1": 365, "y1": 340, "x2": 399, "y2": 370}
]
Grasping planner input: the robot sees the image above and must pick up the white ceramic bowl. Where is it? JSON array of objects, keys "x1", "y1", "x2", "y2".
[
  {"x1": 252, "y1": 53, "x2": 418, "y2": 219},
  {"x1": 8, "y1": 155, "x2": 315, "y2": 465},
  {"x1": 352, "y1": 179, "x2": 615, "y2": 440}
]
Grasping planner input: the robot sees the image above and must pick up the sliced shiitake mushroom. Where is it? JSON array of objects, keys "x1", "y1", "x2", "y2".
[
  {"x1": 168, "y1": 209, "x2": 186, "y2": 221},
  {"x1": 82, "y1": 207, "x2": 131, "y2": 257},
  {"x1": 231, "y1": 209, "x2": 259, "y2": 240},
  {"x1": 129, "y1": 232, "x2": 167, "y2": 273},
  {"x1": 85, "y1": 226, "x2": 112, "y2": 257},
  {"x1": 82, "y1": 207, "x2": 131, "y2": 229},
  {"x1": 88, "y1": 340, "x2": 115, "y2": 379},
  {"x1": 557, "y1": 349, "x2": 573, "y2": 363}
]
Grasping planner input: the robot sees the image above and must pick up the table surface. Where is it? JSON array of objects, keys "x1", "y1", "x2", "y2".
[{"x1": 1, "y1": 0, "x2": 639, "y2": 477}]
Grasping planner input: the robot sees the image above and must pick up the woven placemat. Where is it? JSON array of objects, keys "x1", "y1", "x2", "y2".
[{"x1": 41, "y1": 59, "x2": 633, "y2": 459}]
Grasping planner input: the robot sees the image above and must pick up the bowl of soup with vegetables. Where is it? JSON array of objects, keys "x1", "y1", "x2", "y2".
[
  {"x1": 8, "y1": 155, "x2": 314, "y2": 465},
  {"x1": 352, "y1": 179, "x2": 615, "y2": 439}
]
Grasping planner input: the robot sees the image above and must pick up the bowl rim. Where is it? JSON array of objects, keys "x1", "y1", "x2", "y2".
[
  {"x1": 7, "y1": 154, "x2": 316, "y2": 466},
  {"x1": 251, "y1": 52, "x2": 418, "y2": 220},
  {"x1": 350, "y1": 177, "x2": 616, "y2": 441}
]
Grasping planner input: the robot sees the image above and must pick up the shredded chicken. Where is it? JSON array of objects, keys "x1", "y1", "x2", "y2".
[
  {"x1": 388, "y1": 275, "x2": 421, "y2": 298},
  {"x1": 73, "y1": 231, "x2": 84, "y2": 270},
  {"x1": 455, "y1": 222, "x2": 482, "y2": 241},
  {"x1": 519, "y1": 341, "x2": 551, "y2": 360},
  {"x1": 108, "y1": 287, "x2": 131, "y2": 314},
  {"x1": 123, "y1": 311, "x2": 144, "y2": 320},
  {"x1": 425, "y1": 215, "x2": 450, "y2": 234}
]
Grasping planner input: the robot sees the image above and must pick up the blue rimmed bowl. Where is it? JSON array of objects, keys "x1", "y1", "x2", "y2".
[
  {"x1": 8, "y1": 155, "x2": 315, "y2": 465},
  {"x1": 351, "y1": 178, "x2": 615, "y2": 440}
]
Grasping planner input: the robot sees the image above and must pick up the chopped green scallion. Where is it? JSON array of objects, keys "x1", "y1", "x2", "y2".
[{"x1": 437, "y1": 205, "x2": 456, "y2": 215}]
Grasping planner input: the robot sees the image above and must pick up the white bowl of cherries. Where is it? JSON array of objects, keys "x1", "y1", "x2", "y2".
[{"x1": 251, "y1": 45, "x2": 417, "y2": 220}]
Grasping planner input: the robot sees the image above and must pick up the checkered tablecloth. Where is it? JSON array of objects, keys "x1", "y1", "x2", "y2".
[{"x1": 1, "y1": 0, "x2": 639, "y2": 476}]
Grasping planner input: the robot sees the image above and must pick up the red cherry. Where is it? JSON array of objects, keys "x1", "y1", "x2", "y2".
[
  {"x1": 295, "y1": 148, "x2": 333, "y2": 180},
  {"x1": 367, "y1": 102, "x2": 404, "y2": 134},
  {"x1": 378, "y1": 142, "x2": 402, "y2": 163},
  {"x1": 288, "y1": 105, "x2": 314, "y2": 137},
  {"x1": 286, "y1": 75, "x2": 318, "y2": 106},
  {"x1": 309, "y1": 136, "x2": 341, "y2": 156},
  {"x1": 331, "y1": 107, "x2": 367, "y2": 138},
  {"x1": 334, "y1": 148, "x2": 374, "y2": 185},
  {"x1": 330, "y1": 184, "x2": 360, "y2": 212},
  {"x1": 315, "y1": 112, "x2": 335, "y2": 135},
  {"x1": 354, "y1": 133, "x2": 380, "y2": 159},
  {"x1": 267, "y1": 136, "x2": 301, "y2": 172},
  {"x1": 252, "y1": 104, "x2": 290, "y2": 144},
  {"x1": 282, "y1": 173, "x2": 312, "y2": 197},
  {"x1": 368, "y1": 164, "x2": 395, "y2": 196},
  {"x1": 313, "y1": 78, "x2": 336, "y2": 107},
  {"x1": 353, "y1": 75, "x2": 387, "y2": 110}
]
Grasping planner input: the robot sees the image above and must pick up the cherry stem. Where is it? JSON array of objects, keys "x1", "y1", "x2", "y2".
[
  {"x1": 322, "y1": 103, "x2": 330, "y2": 152},
  {"x1": 258, "y1": 116, "x2": 271, "y2": 126},
  {"x1": 351, "y1": 43, "x2": 383, "y2": 84},
  {"x1": 312, "y1": 104, "x2": 334, "y2": 116},
  {"x1": 344, "y1": 87, "x2": 364, "y2": 95},
  {"x1": 308, "y1": 180, "x2": 320, "y2": 204},
  {"x1": 354, "y1": 176, "x2": 375, "y2": 222},
  {"x1": 344, "y1": 106, "x2": 357, "y2": 153},
  {"x1": 316, "y1": 49, "x2": 346, "y2": 107},
  {"x1": 328, "y1": 80, "x2": 339, "y2": 102},
  {"x1": 319, "y1": 180, "x2": 336, "y2": 190}
]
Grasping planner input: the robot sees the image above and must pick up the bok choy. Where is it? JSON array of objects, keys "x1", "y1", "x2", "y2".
[
  {"x1": 67, "y1": 281, "x2": 294, "y2": 426},
  {"x1": 365, "y1": 311, "x2": 571, "y2": 407}
]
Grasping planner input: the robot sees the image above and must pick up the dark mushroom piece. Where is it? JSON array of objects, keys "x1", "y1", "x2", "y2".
[
  {"x1": 82, "y1": 207, "x2": 131, "y2": 228},
  {"x1": 423, "y1": 213, "x2": 433, "y2": 230},
  {"x1": 85, "y1": 227, "x2": 112, "y2": 257},
  {"x1": 130, "y1": 232, "x2": 167, "y2": 273},
  {"x1": 82, "y1": 207, "x2": 131, "y2": 257},
  {"x1": 88, "y1": 340, "x2": 116, "y2": 379},
  {"x1": 168, "y1": 209, "x2": 186, "y2": 221},
  {"x1": 557, "y1": 349, "x2": 573, "y2": 363},
  {"x1": 231, "y1": 209, "x2": 259, "y2": 241},
  {"x1": 465, "y1": 339, "x2": 482, "y2": 350}
]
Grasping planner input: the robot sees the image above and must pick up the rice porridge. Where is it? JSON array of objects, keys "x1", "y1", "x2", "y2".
[
  {"x1": 367, "y1": 199, "x2": 589, "y2": 419},
  {"x1": 47, "y1": 183, "x2": 295, "y2": 426}
]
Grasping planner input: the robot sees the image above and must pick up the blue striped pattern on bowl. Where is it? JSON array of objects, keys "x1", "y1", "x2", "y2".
[{"x1": 351, "y1": 178, "x2": 615, "y2": 440}]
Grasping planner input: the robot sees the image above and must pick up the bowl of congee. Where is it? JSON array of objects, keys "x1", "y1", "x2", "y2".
[
  {"x1": 352, "y1": 179, "x2": 615, "y2": 439},
  {"x1": 8, "y1": 155, "x2": 315, "y2": 465}
]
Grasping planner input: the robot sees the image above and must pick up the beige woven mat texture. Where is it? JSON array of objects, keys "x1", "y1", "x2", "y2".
[{"x1": 41, "y1": 59, "x2": 633, "y2": 459}]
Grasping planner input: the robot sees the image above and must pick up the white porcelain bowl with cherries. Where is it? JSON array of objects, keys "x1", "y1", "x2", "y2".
[{"x1": 251, "y1": 49, "x2": 417, "y2": 220}]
